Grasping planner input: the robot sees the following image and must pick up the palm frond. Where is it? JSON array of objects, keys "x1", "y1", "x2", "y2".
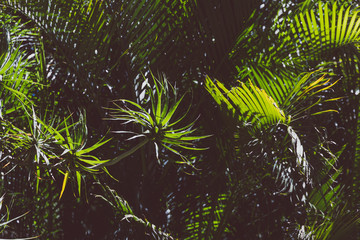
[
  {"x1": 0, "y1": 45, "x2": 36, "y2": 117},
  {"x1": 299, "y1": 170, "x2": 360, "y2": 240},
  {"x1": 183, "y1": 193, "x2": 229, "y2": 240},
  {"x1": 96, "y1": 183, "x2": 174, "y2": 240},
  {"x1": 236, "y1": 68, "x2": 339, "y2": 121},
  {"x1": 298, "y1": 143, "x2": 360, "y2": 240},
  {"x1": 289, "y1": 2, "x2": 360, "y2": 60},
  {"x1": 3, "y1": 0, "x2": 115, "y2": 105},
  {"x1": 205, "y1": 76, "x2": 287, "y2": 133}
]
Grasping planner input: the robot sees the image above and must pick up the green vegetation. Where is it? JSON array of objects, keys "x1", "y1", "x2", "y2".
[{"x1": 0, "y1": 0, "x2": 360, "y2": 239}]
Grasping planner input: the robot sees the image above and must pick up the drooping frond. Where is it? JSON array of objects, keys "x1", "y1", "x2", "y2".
[{"x1": 96, "y1": 183, "x2": 175, "y2": 240}]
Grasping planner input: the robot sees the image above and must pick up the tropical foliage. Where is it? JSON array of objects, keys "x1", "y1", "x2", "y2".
[{"x1": 0, "y1": 0, "x2": 360, "y2": 239}]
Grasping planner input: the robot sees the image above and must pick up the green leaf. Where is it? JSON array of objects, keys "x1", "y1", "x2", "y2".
[
  {"x1": 76, "y1": 171, "x2": 82, "y2": 197},
  {"x1": 76, "y1": 137, "x2": 111, "y2": 155},
  {"x1": 59, "y1": 171, "x2": 69, "y2": 200}
]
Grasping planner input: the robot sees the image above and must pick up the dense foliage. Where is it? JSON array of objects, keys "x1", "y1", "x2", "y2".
[{"x1": 0, "y1": 0, "x2": 360, "y2": 239}]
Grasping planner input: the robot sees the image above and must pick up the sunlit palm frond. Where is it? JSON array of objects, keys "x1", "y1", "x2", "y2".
[
  {"x1": 0, "y1": 41, "x2": 37, "y2": 117},
  {"x1": 0, "y1": 50, "x2": 34, "y2": 117},
  {"x1": 237, "y1": 64, "x2": 296, "y2": 106},
  {"x1": 205, "y1": 75, "x2": 310, "y2": 196},
  {"x1": 205, "y1": 70, "x2": 339, "y2": 197},
  {"x1": 289, "y1": 2, "x2": 360, "y2": 60},
  {"x1": 205, "y1": 75, "x2": 287, "y2": 133},
  {"x1": 236, "y1": 68, "x2": 340, "y2": 122}
]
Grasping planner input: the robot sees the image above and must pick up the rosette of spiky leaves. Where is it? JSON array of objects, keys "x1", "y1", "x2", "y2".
[
  {"x1": 51, "y1": 111, "x2": 111, "y2": 199},
  {"x1": 7, "y1": 108, "x2": 63, "y2": 194},
  {"x1": 8, "y1": 108, "x2": 59, "y2": 165},
  {"x1": 103, "y1": 73, "x2": 209, "y2": 167},
  {"x1": 7, "y1": 108, "x2": 111, "y2": 198}
]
